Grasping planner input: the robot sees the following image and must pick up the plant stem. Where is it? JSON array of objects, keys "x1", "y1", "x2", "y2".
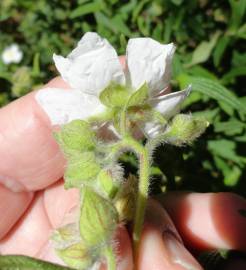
[
  {"x1": 120, "y1": 107, "x2": 127, "y2": 136},
  {"x1": 104, "y1": 246, "x2": 117, "y2": 270},
  {"x1": 110, "y1": 137, "x2": 151, "y2": 258},
  {"x1": 132, "y1": 146, "x2": 150, "y2": 257}
]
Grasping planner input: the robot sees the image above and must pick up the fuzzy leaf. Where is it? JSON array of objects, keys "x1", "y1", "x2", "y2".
[
  {"x1": 54, "y1": 120, "x2": 96, "y2": 156},
  {"x1": 0, "y1": 255, "x2": 73, "y2": 270},
  {"x1": 80, "y1": 187, "x2": 118, "y2": 247},
  {"x1": 57, "y1": 242, "x2": 93, "y2": 270},
  {"x1": 99, "y1": 83, "x2": 129, "y2": 108},
  {"x1": 65, "y1": 152, "x2": 100, "y2": 188}
]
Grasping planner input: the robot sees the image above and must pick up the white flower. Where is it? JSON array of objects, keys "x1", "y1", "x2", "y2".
[
  {"x1": 36, "y1": 32, "x2": 190, "y2": 136},
  {"x1": 1, "y1": 44, "x2": 23, "y2": 65}
]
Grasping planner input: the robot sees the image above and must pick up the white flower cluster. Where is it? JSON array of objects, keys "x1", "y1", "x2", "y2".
[
  {"x1": 1, "y1": 44, "x2": 23, "y2": 65},
  {"x1": 36, "y1": 32, "x2": 190, "y2": 134}
]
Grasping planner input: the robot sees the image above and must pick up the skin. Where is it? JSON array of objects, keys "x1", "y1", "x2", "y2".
[{"x1": 0, "y1": 72, "x2": 246, "y2": 269}]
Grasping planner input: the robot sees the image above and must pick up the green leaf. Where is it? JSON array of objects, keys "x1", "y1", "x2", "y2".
[
  {"x1": 57, "y1": 242, "x2": 93, "y2": 270},
  {"x1": 213, "y1": 36, "x2": 230, "y2": 67},
  {"x1": 193, "y1": 108, "x2": 220, "y2": 123},
  {"x1": 188, "y1": 65, "x2": 218, "y2": 80},
  {"x1": 214, "y1": 119, "x2": 245, "y2": 136},
  {"x1": 126, "y1": 83, "x2": 149, "y2": 107},
  {"x1": 221, "y1": 66, "x2": 246, "y2": 85},
  {"x1": 208, "y1": 140, "x2": 244, "y2": 166},
  {"x1": 32, "y1": 52, "x2": 40, "y2": 76},
  {"x1": 80, "y1": 187, "x2": 118, "y2": 247},
  {"x1": 99, "y1": 83, "x2": 129, "y2": 108},
  {"x1": 0, "y1": 255, "x2": 73, "y2": 270},
  {"x1": 171, "y1": 0, "x2": 184, "y2": 6},
  {"x1": 228, "y1": 0, "x2": 246, "y2": 32},
  {"x1": 188, "y1": 31, "x2": 220, "y2": 66},
  {"x1": 224, "y1": 165, "x2": 241, "y2": 186},
  {"x1": 70, "y1": 1, "x2": 104, "y2": 18},
  {"x1": 54, "y1": 120, "x2": 96, "y2": 157},
  {"x1": 178, "y1": 75, "x2": 246, "y2": 117},
  {"x1": 11, "y1": 67, "x2": 32, "y2": 97},
  {"x1": 111, "y1": 15, "x2": 131, "y2": 36},
  {"x1": 65, "y1": 152, "x2": 100, "y2": 188}
]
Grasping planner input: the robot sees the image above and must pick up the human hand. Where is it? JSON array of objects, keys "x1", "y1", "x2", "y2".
[{"x1": 0, "y1": 77, "x2": 245, "y2": 270}]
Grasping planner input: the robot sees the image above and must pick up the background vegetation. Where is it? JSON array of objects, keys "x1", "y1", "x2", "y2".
[{"x1": 0, "y1": 0, "x2": 245, "y2": 196}]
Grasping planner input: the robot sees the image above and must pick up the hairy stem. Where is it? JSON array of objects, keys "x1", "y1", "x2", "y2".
[
  {"x1": 133, "y1": 146, "x2": 150, "y2": 257},
  {"x1": 110, "y1": 137, "x2": 151, "y2": 258},
  {"x1": 120, "y1": 107, "x2": 127, "y2": 136},
  {"x1": 104, "y1": 246, "x2": 117, "y2": 270}
]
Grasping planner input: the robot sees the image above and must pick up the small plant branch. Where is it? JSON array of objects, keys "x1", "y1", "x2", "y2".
[
  {"x1": 132, "y1": 146, "x2": 150, "y2": 256},
  {"x1": 104, "y1": 246, "x2": 117, "y2": 270},
  {"x1": 120, "y1": 106, "x2": 128, "y2": 136},
  {"x1": 109, "y1": 136, "x2": 151, "y2": 258}
]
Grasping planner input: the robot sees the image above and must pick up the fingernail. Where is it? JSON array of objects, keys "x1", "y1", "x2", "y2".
[{"x1": 163, "y1": 230, "x2": 203, "y2": 270}]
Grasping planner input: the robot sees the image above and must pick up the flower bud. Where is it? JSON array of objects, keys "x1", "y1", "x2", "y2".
[
  {"x1": 97, "y1": 164, "x2": 123, "y2": 199},
  {"x1": 114, "y1": 174, "x2": 138, "y2": 221},
  {"x1": 165, "y1": 114, "x2": 209, "y2": 146}
]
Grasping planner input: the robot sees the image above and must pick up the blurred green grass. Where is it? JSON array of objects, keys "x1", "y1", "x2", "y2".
[{"x1": 0, "y1": 0, "x2": 245, "y2": 196}]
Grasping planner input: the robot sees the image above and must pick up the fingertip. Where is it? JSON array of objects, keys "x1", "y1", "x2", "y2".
[
  {"x1": 45, "y1": 76, "x2": 71, "y2": 89},
  {"x1": 212, "y1": 193, "x2": 246, "y2": 252},
  {"x1": 43, "y1": 179, "x2": 80, "y2": 228},
  {"x1": 137, "y1": 200, "x2": 202, "y2": 270},
  {"x1": 158, "y1": 192, "x2": 246, "y2": 252},
  {"x1": 115, "y1": 225, "x2": 133, "y2": 270},
  {"x1": 0, "y1": 185, "x2": 33, "y2": 240}
]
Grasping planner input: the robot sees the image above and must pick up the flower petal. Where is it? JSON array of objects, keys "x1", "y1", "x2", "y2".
[
  {"x1": 149, "y1": 86, "x2": 191, "y2": 119},
  {"x1": 35, "y1": 88, "x2": 105, "y2": 125},
  {"x1": 53, "y1": 32, "x2": 125, "y2": 95},
  {"x1": 142, "y1": 86, "x2": 191, "y2": 138},
  {"x1": 126, "y1": 38, "x2": 175, "y2": 96}
]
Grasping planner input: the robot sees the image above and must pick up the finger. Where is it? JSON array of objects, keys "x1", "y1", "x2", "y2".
[
  {"x1": 43, "y1": 179, "x2": 80, "y2": 228},
  {"x1": 157, "y1": 192, "x2": 246, "y2": 252},
  {"x1": 0, "y1": 185, "x2": 33, "y2": 239},
  {"x1": 0, "y1": 77, "x2": 69, "y2": 192},
  {"x1": 137, "y1": 200, "x2": 202, "y2": 270},
  {"x1": 0, "y1": 192, "x2": 52, "y2": 256}
]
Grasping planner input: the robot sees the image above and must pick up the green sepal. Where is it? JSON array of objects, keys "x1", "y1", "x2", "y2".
[
  {"x1": 126, "y1": 83, "x2": 149, "y2": 108},
  {"x1": 80, "y1": 187, "x2": 118, "y2": 247},
  {"x1": 99, "y1": 82, "x2": 129, "y2": 108},
  {"x1": 54, "y1": 120, "x2": 96, "y2": 157},
  {"x1": 64, "y1": 152, "x2": 100, "y2": 188},
  {"x1": 57, "y1": 242, "x2": 93, "y2": 270},
  {"x1": 165, "y1": 114, "x2": 209, "y2": 146},
  {"x1": 97, "y1": 168, "x2": 121, "y2": 199}
]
